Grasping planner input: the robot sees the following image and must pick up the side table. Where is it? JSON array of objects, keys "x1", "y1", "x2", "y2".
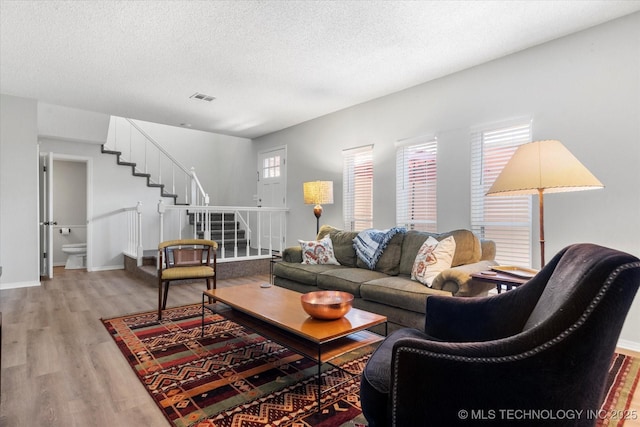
[
  {"x1": 471, "y1": 271, "x2": 529, "y2": 294},
  {"x1": 269, "y1": 253, "x2": 282, "y2": 284}
]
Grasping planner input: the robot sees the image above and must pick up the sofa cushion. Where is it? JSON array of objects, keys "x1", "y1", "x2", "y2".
[
  {"x1": 315, "y1": 225, "x2": 360, "y2": 267},
  {"x1": 316, "y1": 224, "x2": 336, "y2": 240},
  {"x1": 356, "y1": 232, "x2": 405, "y2": 275},
  {"x1": 399, "y1": 229, "x2": 481, "y2": 275},
  {"x1": 317, "y1": 268, "x2": 389, "y2": 297},
  {"x1": 282, "y1": 245, "x2": 303, "y2": 263},
  {"x1": 354, "y1": 227, "x2": 406, "y2": 270},
  {"x1": 272, "y1": 262, "x2": 346, "y2": 286},
  {"x1": 360, "y1": 276, "x2": 452, "y2": 314},
  {"x1": 329, "y1": 230, "x2": 359, "y2": 267}
]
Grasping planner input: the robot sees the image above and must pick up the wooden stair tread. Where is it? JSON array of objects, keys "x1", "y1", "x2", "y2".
[{"x1": 101, "y1": 144, "x2": 178, "y2": 201}]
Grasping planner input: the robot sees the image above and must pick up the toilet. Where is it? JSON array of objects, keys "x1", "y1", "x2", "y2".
[{"x1": 62, "y1": 243, "x2": 87, "y2": 269}]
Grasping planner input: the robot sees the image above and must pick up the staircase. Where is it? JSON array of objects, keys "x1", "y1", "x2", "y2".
[
  {"x1": 101, "y1": 144, "x2": 180, "y2": 203},
  {"x1": 103, "y1": 116, "x2": 209, "y2": 207},
  {"x1": 189, "y1": 212, "x2": 248, "y2": 253},
  {"x1": 108, "y1": 116, "x2": 286, "y2": 275}
]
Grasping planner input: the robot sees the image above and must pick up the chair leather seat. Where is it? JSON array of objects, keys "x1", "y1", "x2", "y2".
[
  {"x1": 161, "y1": 266, "x2": 214, "y2": 280},
  {"x1": 157, "y1": 239, "x2": 217, "y2": 320}
]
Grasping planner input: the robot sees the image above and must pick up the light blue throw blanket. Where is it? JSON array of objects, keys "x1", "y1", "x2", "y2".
[{"x1": 353, "y1": 227, "x2": 406, "y2": 270}]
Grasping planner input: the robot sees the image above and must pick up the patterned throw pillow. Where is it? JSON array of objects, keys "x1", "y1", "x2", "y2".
[
  {"x1": 411, "y1": 235, "x2": 456, "y2": 287},
  {"x1": 299, "y1": 236, "x2": 340, "y2": 265}
]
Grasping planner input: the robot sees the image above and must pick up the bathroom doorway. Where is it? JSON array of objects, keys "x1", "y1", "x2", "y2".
[{"x1": 39, "y1": 153, "x2": 92, "y2": 279}]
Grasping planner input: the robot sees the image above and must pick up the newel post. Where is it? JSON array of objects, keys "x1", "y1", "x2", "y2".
[
  {"x1": 136, "y1": 201, "x2": 143, "y2": 267},
  {"x1": 157, "y1": 199, "x2": 165, "y2": 243},
  {"x1": 190, "y1": 167, "x2": 197, "y2": 205}
]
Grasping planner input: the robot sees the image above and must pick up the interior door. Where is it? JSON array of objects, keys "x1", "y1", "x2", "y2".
[
  {"x1": 257, "y1": 147, "x2": 287, "y2": 252},
  {"x1": 39, "y1": 152, "x2": 55, "y2": 278}
]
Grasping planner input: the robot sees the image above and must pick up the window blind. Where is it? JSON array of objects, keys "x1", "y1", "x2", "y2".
[
  {"x1": 396, "y1": 137, "x2": 437, "y2": 232},
  {"x1": 471, "y1": 121, "x2": 532, "y2": 267},
  {"x1": 343, "y1": 145, "x2": 373, "y2": 231}
]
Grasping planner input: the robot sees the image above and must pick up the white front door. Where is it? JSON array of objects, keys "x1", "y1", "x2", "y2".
[{"x1": 257, "y1": 146, "x2": 287, "y2": 252}]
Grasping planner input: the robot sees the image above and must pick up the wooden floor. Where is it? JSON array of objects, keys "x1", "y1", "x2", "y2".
[
  {"x1": 0, "y1": 267, "x2": 270, "y2": 426},
  {"x1": 1, "y1": 267, "x2": 639, "y2": 426}
]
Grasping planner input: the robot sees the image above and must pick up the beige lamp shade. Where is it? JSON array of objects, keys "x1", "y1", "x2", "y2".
[
  {"x1": 303, "y1": 181, "x2": 334, "y2": 205},
  {"x1": 486, "y1": 140, "x2": 603, "y2": 196},
  {"x1": 303, "y1": 181, "x2": 334, "y2": 234},
  {"x1": 486, "y1": 139, "x2": 603, "y2": 267}
]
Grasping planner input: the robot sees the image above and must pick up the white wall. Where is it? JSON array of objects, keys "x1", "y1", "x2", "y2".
[
  {"x1": 39, "y1": 139, "x2": 160, "y2": 270},
  {"x1": 252, "y1": 13, "x2": 640, "y2": 345},
  {"x1": 0, "y1": 94, "x2": 40, "y2": 288},
  {"x1": 128, "y1": 119, "x2": 256, "y2": 206},
  {"x1": 38, "y1": 102, "x2": 110, "y2": 144},
  {"x1": 35, "y1": 112, "x2": 257, "y2": 270},
  {"x1": 255, "y1": 13, "x2": 640, "y2": 256}
]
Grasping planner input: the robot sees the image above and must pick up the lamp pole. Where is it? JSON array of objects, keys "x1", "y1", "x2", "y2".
[
  {"x1": 313, "y1": 204, "x2": 323, "y2": 235},
  {"x1": 538, "y1": 188, "x2": 545, "y2": 268}
]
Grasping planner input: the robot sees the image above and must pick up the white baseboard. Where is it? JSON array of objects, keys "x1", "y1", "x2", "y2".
[
  {"x1": 88, "y1": 265, "x2": 124, "y2": 272},
  {"x1": 617, "y1": 339, "x2": 640, "y2": 353},
  {"x1": 0, "y1": 280, "x2": 42, "y2": 290}
]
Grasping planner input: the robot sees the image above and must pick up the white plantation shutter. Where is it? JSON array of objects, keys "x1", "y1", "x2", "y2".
[
  {"x1": 471, "y1": 121, "x2": 533, "y2": 267},
  {"x1": 396, "y1": 137, "x2": 437, "y2": 232},
  {"x1": 343, "y1": 145, "x2": 373, "y2": 231}
]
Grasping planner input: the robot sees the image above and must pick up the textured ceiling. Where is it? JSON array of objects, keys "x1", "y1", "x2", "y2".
[{"x1": 1, "y1": 1, "x2": 639, "y2": 139}]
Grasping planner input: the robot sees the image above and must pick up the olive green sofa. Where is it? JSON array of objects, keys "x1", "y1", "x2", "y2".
[{"x1": 273, "y1": 225, "x2": 497, "y2": 331}]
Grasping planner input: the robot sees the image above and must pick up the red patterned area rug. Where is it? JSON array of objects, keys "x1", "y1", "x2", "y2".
[
  {"x1": 102, "y1": 304, "x2": 370, "y2": 427},
  {"x1": 102, "y1": 304, "x2": 638, "y2": 427},
  {"x1": 598, "y1": 353, "x2": 640, "y2": 426}
]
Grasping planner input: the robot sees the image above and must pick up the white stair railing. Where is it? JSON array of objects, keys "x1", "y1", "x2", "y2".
[
  {"x1": 105, "y1": 116, "x2": 209, "y2": 206},
  {"x1": 157, "y1": 201, "x2": 288, "y2": 261},
  {"x1": 123, "y1": 202, "x2": 288, "y2": 266},
  {"x1": 123, "y1": 202, "x2": 144, "y2": 266}
]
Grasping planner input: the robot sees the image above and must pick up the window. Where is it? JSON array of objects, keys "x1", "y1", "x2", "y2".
[
  {"x1": 471, "y1": 120, "x2": 532, "y2": 267},
  {"x1": 262, "y1": 155, "x2": 281, "y2": 178},
  {"x1": 396, "y1": 136, "x2": 437, "y2": 232},
  {"x1": 343, "y1": 145, "x2": 373, "y2": 231}
]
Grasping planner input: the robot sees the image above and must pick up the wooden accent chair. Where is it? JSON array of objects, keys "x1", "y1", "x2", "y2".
[
  {"x1": 360, "y1": 243, "x2": 640, "y2": 426},
  {"x1": 158, "y1": 239, "x2": 217, "y2": 320}
]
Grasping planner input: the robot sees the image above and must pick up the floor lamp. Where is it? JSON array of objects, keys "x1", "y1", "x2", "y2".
[
  {"x1": 486, "y1": 140, "x2": 603, "y2": 267},
  {"x1": 303, "y1": 181, "x2": 334, "y2": 235}
]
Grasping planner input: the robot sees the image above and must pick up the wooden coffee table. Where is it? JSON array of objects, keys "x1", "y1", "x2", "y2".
[{"x1": 201, "y1": 283, "x2": 387, "y2": 410}]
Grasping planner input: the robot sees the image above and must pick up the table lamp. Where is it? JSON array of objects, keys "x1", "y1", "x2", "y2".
[
  {"x1": 303, "y1": 181, "x2": 334, "y2": 234},
  {"x1": 486, "y1": 140, "x2": 603, "y2": 267}
]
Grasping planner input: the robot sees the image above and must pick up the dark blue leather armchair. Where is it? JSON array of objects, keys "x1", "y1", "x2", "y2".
[{"x1": 361, "y1": 244, "x2": 640, "y2": 426}]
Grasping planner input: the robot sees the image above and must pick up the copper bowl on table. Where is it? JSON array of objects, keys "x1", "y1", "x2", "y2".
[{"x1": 300, "y1": 291, "x2": 354, "y2": 320}]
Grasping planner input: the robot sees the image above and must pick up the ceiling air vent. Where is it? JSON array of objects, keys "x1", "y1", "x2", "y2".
[{"x1": 190, "y1": 92, "x2": 216, "y2": 102}]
